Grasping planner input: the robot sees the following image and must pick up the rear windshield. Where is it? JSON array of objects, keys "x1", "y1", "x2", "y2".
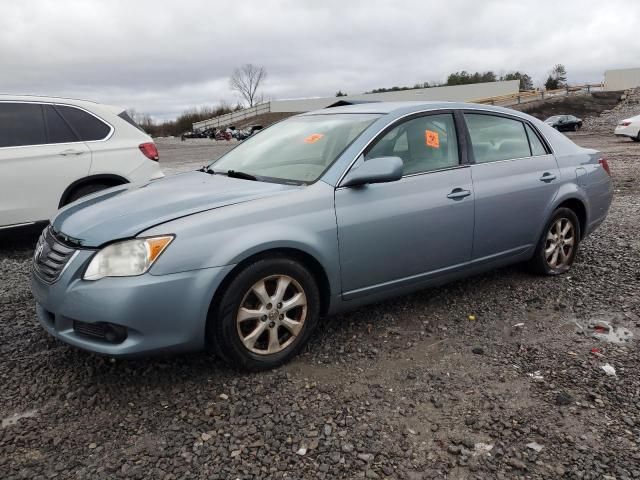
[{"x1": 118, "y1": 111, "x2": 145, "y2": 132}]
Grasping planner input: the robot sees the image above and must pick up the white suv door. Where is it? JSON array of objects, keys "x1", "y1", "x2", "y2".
[{"x1": 0, "y1": 102, "x2": 91, "y2": 227}]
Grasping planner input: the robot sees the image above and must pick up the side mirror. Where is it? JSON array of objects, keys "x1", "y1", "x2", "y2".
[{"x1": 341, "y1": 156, "x2": 403, "y2": 187}]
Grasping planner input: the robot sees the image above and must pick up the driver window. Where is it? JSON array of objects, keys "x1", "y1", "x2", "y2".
[{"x1": 365, "y1": 113, "x2": 459, "y2": 175}]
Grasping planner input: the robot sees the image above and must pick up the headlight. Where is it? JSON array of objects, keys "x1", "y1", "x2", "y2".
[{"x1": 84, "y1": 236, "x2": 174, "y2": 280}]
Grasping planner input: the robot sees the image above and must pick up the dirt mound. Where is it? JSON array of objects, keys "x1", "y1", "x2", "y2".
[
  {"x1": 512, "y1": 91, "x2": 622, "y2": 121},
  {"x1": 583, "y1": 87, "x2": 640, "y2": 132}
]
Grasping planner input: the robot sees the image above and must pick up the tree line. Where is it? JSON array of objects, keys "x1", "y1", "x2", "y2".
[{"x1": 363, "y1": 64, "x2": 568, "y2": 95}]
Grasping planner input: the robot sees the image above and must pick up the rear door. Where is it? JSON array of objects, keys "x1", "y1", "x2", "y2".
[
  {"x1": 55, "y1": 105, "x2": 138, "y2": 178},
  {"x1": 463, "y1": 112, "x2": 560, "y2": 262},
  {"x1": 0, "y1": 102, "x2": 91, "y2": 226}
]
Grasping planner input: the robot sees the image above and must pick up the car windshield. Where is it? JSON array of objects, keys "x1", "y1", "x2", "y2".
[
  {"x1": 210, "y1": 113, "x2": 380, "y2": 183},
  {"x1": 546, "y1": 116, "x2": 561, "y2": 122}
]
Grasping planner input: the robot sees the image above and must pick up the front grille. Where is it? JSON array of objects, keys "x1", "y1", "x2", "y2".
[{"x1": 33, "y1": 227, "x2": 77, "y2": 283}]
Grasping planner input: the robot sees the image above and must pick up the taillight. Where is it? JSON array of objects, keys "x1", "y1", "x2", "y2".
[
  {"x1": 139, "y1": 142, "x2": 159, "y2": 161},
  {"x1": 620, "y1": 121, "x2": 631, "y2": 126},
  {"x1": 599, "y1": 158, "x2": 611, "y2": 176}
]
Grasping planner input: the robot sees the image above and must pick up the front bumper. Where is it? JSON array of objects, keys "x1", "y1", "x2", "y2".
[{"x1": 31, "y1": 249, "x2": 234, "y2": 357}]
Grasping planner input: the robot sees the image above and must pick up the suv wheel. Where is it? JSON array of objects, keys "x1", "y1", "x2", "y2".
[
  {"x1": 529, "y1": 208, "x2": 581, "y2": 275},
  {"x1": 210, "y1": 257, "x2": 320, "y2": 371}
]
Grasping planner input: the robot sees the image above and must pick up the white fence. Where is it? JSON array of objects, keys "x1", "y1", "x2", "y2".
[{"x1": 193, "y1": 102, "x2": 271, "y2": 130}]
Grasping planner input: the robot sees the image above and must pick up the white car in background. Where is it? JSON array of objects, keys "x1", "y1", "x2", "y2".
[
  {"x1": 0, "y1": 95, "x2": 164, "y2": 230},
  {"x1": 614, "y1": 114, "x2": 640, "y2": 142}
]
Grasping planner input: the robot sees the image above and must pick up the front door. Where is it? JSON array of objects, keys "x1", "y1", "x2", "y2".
[{"x1": 335, "y1": 112, "x2": 474, "y2": 299}]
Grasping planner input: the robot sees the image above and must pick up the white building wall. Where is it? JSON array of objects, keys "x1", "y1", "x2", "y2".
[
  {"x1": 269, "y1": 80, "x2": 520, "y2": 112},
  {"x1": 605, "y1": 68, "x2": 640, "y2": 91}
]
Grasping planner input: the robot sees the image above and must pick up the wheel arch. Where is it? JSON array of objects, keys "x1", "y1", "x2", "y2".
[
  {"x1": 555, "y1": 197, "x2": 587, "y2": 240},
  {"x1": 206, "y1": 247, "x2": 333, "y2": 331},
  {"x1": 59, "y1": 174, "x2": 129, "y2": 207}
]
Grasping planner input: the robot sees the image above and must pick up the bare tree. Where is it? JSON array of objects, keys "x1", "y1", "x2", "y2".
[{"x1": 229, "y1": 64, "x2": 267, "y2": 107}]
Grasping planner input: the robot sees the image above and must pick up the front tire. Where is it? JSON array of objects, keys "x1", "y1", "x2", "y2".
[
  {"x1": 529, "y1": 208, "x2": 581, "y2": 275},
  {"x1": 209, "y1": 256, "x2": 320, "y2": 371}
]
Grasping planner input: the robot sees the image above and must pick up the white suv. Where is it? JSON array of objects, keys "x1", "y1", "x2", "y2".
[{"x1": 0, "y1": 95, "x2": 164, "y2": 230}]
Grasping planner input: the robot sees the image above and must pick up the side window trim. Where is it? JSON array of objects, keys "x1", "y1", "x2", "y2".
[
  {"x1": 461, "y1": 110, "x2": 552, "y2": 164},
  {"x1": 362, "y1": 109, "x2": 464, "y2": 176}
]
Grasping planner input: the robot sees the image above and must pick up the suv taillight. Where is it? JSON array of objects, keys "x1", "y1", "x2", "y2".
[
  {"x1": 599, "y1": 158, "x2": 611, "y2": 176},
  {"x1": 139, "y1": 142, "x2": 159, "y2": 161},
  {"x1": 620, "y1": 121, "x2": 631, "y2": 126}
]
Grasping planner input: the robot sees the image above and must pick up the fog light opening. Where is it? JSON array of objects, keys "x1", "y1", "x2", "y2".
[{"x1": 104, "y1": 324, "x2": 128, "y2": 344}]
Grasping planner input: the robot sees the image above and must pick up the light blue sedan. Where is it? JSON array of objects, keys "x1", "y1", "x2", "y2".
[{"x1": 31, "y1": 102, "x2": 613, "y2": 370}]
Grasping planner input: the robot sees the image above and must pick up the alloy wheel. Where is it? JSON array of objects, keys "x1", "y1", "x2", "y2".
[
  {"x1": 544, "y1": 217, "x2": 575, "y2": 269},
  {"x1": 236, "y1": 275, "x2": 307, "y2": 355}
]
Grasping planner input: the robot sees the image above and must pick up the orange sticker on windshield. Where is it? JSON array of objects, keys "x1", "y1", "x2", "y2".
[
  {"x1": 304, "y1": 133, "x2": 324, "y2": 144},
  {"x1": 425, "y1": 130, "x2": 439, "y2": 148}
]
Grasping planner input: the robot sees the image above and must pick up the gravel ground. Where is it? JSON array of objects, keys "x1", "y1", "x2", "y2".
[
  {"x1": 1, "y1": 132, "x2": 639, "y2": 479},
  {"x1": 155, "y1": 137, "x2": 236, "y2": 175}
]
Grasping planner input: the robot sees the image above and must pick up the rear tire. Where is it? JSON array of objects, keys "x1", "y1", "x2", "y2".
[
  {"x1": 632, "y1": 132, "x2": 640, "y2": 142},
  {"x1": 209, "y1": 256, "x2": 320, "y2": 371},
  {"x1": 64, "y1": 183, "x2": 111, "y2": 205},
  {"x1": 529, "y1": 208, "x2": 581, "y2": 275}
]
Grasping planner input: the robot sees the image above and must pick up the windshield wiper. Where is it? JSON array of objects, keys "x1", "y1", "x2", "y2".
[{"x1": 226, "y1": 170, "x2": 258, "y2": 181}]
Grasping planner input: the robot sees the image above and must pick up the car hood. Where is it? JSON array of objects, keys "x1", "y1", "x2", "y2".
[{"x1": 52, "y1": 171, "x2": 299, "y2": 247}]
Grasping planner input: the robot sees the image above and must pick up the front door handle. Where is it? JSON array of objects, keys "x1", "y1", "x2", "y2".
[
  {"x1": 447, "y1": 188, "x2": 471, "y2": 200},
  {"x1": 59, "y1": 149, "x2": 85, "y2": 156},
  {"x1": 539, "y1": 172, "x2": 557, "y2": 182}
]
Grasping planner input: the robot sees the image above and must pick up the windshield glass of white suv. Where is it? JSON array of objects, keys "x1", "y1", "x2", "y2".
[{"x1": 210, "y1": 114, "x2": 380, "y2": 183}]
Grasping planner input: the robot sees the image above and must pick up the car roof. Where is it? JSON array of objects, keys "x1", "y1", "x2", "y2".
[
  {"x1": 0, "y1": 94, "x2": 124, "y2": 114},
  {"x1": 301, "y1": 100, "x2": 536, "y2": 120}
]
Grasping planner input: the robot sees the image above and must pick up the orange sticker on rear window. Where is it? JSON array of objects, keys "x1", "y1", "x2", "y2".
[
  {"x1": 425, "y1": 130, "x2": 439, "y2": 148},
  {"x1": 304, "y1": 133, "x2": 324, "y2": 144}
]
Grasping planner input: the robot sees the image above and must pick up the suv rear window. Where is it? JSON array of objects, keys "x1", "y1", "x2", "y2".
[
  {"x1": 55, "y1": 105, "x2": 111, "y2": 141},
  {"x1": 0, "y1": 103, "x2": 47, "y2": 148}
]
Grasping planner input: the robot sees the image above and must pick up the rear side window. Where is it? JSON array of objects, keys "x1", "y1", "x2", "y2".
[
  {"x1": 0, "y1": 102, "x2": 47, "y2": 147},
  {"x1": 525, "y1": 124, "x2": 547, "y2": 156},
  {"x1": 366, "y1": 113, "x2": 459, "y2": 175},
  {"x1": 44, "y1": 105, "x2": 78, "y2": 144},
  {"x1": 465, "y1": 114, "x2": 531, "y2": 163},
  {"x1": 55, "y1": 105, "x2": 111, "y2": 141}
]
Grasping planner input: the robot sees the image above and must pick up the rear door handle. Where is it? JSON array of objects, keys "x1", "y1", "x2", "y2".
[
  {"x1": 447, "y1": 188, "x2": 471, "y2": 200},
  {"x1": 59, "y1": 149, "x2": 85, "y2": 156},
  {"x1": 539, "y1": 172, "x2": 557, "y2": 182}
]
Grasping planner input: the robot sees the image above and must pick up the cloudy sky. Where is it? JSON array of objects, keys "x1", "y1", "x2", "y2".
[{"x1": 2, "y1": 0, "x2": 639, "y2": 120}]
